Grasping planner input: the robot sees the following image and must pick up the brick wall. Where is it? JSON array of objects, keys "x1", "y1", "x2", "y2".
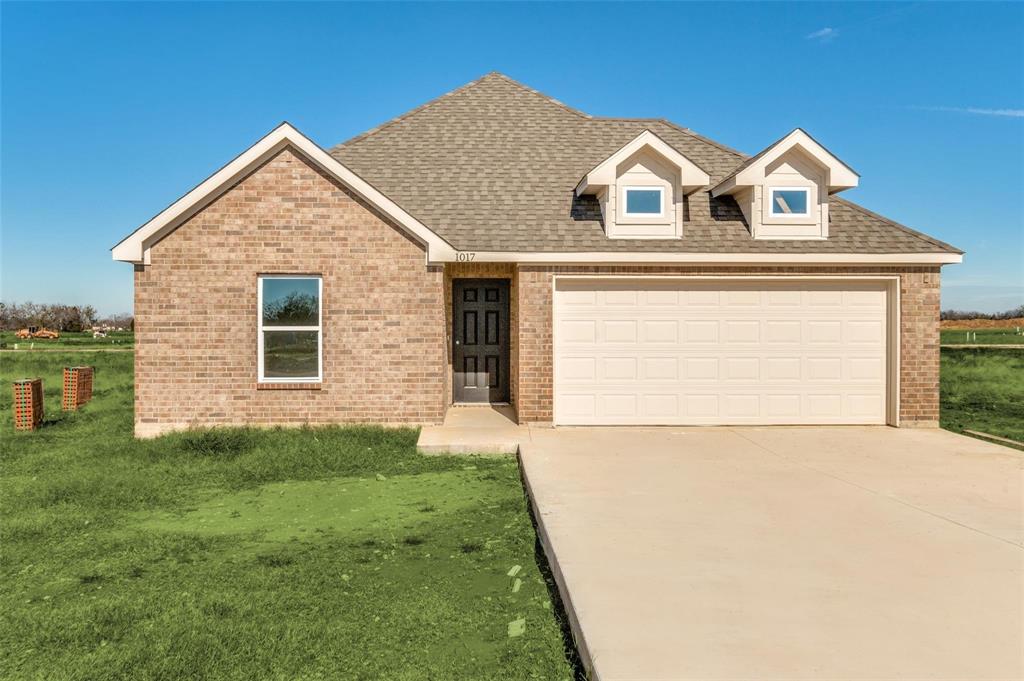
[
  {"x1": 134, "y1": 148, "x2": 447, "y2": 437},
  {"x1": 516, "y1": 265, "x2": 942, "y2": 427}
]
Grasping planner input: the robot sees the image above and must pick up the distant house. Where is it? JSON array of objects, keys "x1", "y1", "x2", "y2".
[{"x1": 113, "y1": 73, "x2": 961, "y2": 437}]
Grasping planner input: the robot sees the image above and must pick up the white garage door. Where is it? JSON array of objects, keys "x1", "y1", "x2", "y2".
[{"x1": 554, "y1": 279, "x2": 890, "y2": 426}]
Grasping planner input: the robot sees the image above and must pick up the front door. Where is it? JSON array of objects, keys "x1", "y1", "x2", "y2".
[{"x1": 453, "y1": 279, "x2": 510, "y2": 403}]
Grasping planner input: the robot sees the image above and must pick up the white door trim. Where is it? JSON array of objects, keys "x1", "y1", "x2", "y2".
[{"x1": 551, "y1": 274, "x2": 901, "y2": 427}]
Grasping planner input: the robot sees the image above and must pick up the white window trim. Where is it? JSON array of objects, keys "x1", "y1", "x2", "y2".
[
  {"x1": 768, "y1": 186, "x2": 811, "y2": 218},
  {"x1": 257, "y1": 275, "x2": 323, "y2": 383},
  {"x1": 622, "y1": 186, "x2": 665, "y2": 217}
]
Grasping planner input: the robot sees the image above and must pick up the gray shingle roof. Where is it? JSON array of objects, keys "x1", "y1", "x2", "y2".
[{"x1": 330, "y1": 73, "x2": 960, "y2": 255}]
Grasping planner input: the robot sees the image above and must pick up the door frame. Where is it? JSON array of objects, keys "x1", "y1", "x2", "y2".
[
  {"x1": 551, "y1": 274, "x2": 900, "y2": 426},
  {"x1": 451, "y1": 277, "x2": 512, "y2": 404}
]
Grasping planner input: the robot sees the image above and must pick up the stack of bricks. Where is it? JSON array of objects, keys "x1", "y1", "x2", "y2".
[
  {"x1": 62, "y1": 366, "x2": 94, "y2": 411},
  {"x1": 12, "y1": 379, "x2": 44, "y2": 431}
]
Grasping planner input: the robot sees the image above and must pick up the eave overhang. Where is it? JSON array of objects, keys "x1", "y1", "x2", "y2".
[{"x1": 430, "y1": 250, "x2": 963, "y2": 264}]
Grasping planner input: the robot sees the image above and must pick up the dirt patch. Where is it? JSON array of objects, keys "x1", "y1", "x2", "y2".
[{"x1": 941, "y1": 317, "x2": 1024, "y2": 329}]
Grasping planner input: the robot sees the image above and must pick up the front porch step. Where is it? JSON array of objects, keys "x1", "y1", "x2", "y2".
[{"x1": 416, "y1": 405, "x2": 529, "y2": 455}]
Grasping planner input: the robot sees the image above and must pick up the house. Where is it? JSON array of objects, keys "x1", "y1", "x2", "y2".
[{"x1": 112, "y1": 73, "x2": 961, "y2": 438}]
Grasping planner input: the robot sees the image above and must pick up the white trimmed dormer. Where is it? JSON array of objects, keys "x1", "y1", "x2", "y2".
[
  {"x1": 576, "y1": 131, "x2": 709, "y2": 239},
  {"x1": 711, "y1": 129, "x2": 859, "y2": 240}
]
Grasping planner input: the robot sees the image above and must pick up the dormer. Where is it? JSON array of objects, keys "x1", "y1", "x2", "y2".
[
  {"x1": 711, "y1": 129, "x2": 859, "y2": 240},
  {"x1": 576, "y1": 131, "x2": 709, "y2": 239}
]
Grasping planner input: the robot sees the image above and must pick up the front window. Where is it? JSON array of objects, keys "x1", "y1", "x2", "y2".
[
  {"x1": 769, "y1": 187, "x2": 810, "y2": 217},
  {"x1": 258, "y1": 275, "x2": 322, "y2": 382},
  {"x1": 623, "y1": 186, "x2": 664, "y2": 216}
]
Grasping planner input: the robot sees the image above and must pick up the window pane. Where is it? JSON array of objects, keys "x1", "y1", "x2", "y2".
[
  {"x1": 625, "y1": 189, "x2": 661, "y2": 214},
  {"x1": 263, "y1": 331, "x2": 319, "y2": 379},
  {"x1": 262, "y1": 278, "x2": 319, "y2": 326},
  {"x1": 771, "y1": 189, "x2": 808, "y2": 215}
]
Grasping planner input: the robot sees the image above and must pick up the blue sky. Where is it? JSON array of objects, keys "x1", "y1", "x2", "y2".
[{"x1": 2, "y1": 1, "x2": 1022, "y2": 315}]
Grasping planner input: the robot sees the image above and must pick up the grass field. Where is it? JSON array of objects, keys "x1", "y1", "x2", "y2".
[
  {"x1": 0, "y1": 330, "x2": 134, "y2": 350},
  {"x1": 0, "y1": 352, "x2": 580, "y2": 680},
  {"x1": 940, "y1": 348, "x2": 1024, "y2": 447},
  {"x1": 940, "y1": 327, "x2": 1024, "y2": 345}
]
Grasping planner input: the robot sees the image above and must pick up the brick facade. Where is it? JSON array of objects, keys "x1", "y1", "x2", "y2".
[
  {"x1": 133, "y1": 148, "x2": 943, "y2": 436},
  {"x1": 516, "y1": 265, "x2": 942, "y2": 427},
  {"x1": 134, "y1": 149, "x2": 447, "y2": 437}
]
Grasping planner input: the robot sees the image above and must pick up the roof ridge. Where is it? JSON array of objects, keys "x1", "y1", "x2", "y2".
[
  {"x1": 484, "y1": 72, "x2": 592, "y2": 120},
  {"x1": 331, "y1": 73, "x2": 494, "y2": 151},
  {"x1": 831, "y1": 196, "x2": 963, "y2": 254},
  {"x1": 332, "y1": 72, "x2": 590, "y2": 152}
]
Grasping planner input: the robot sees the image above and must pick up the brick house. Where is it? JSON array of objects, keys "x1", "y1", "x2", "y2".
[{"x1": 113, "y1": 73, "x2": 961, "y2": 437}]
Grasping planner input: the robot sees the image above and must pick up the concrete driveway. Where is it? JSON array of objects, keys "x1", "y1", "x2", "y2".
[{"x1": 520, "y1": 427, "x2": 1023, "y2": 680}]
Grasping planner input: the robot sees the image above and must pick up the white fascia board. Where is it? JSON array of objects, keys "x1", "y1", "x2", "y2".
[
  {"x1": 112, "y1": 122, "x2": 456, "y2": 264},
  {"x1": 577, "y1": 130, "x2": 710, "y2": 196},
  {"x1": 712, "y1": 129, "x2": 859, "y2": 197},
  {"x1": 436, "y1": 250, "x2": 963, "y2": 265}
]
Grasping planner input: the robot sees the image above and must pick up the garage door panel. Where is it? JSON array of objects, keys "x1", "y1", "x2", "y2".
[
  {"x1": 644, "y1": 394, "x2": 679, "y2": 417},
  {"x1": 561, "y1": 320, "x2": 597, "y2": 343},
  {"x1": 554, "y1": 279, "x2": 889, "y2": 426},
  {"x1": 765, "y1": 320, "x2": 803, "y2": 343},
  {"x1": 724, "y1": 320, "x2": 760, "y2": 344},
  {"x1": 724, "y1": 357, "x2": 760, "y2": 381},
  {"x1": 646, "y1": 289, "x2": 679, "y2": 306},
  {"x1": 685, "y1": 320, "x2": 720, "y2": 343},
  {"x1": 642, "y1": 320, "x2": 679, "y2": 343},
  {"x1": 765, "y1": 357, "x2": 802, "y2": 381},
  {"x1": 686, "y1": 289, "x2": 721, "y2": 306},
  {"x1": 847, "y1": 320, "x2": 885, "y2": 344},
  {"x1": 602, "y1": 357, "x2": 638, "y2": 381},
  {"x1": 642, "y1": 356, "x2": 679, "y2": 380},
  {"x1": 808, "y1": 320, "x2": 843, "y2": 344},
  {"x1": 848, "y1": 356, "x2": 886, "y2": 381}
]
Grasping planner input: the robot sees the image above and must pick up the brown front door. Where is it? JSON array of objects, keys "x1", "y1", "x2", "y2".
[{"x1": 452, "y1": 279, "x2": 510, "y2": 403}]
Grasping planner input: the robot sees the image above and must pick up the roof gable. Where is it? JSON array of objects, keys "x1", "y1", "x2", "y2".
[
  {"x1": 712, "y1": 128, "x2": 859, "y2": 197},
  {"x1": 112, "y1": 123, "x2": 455, "y2": 264},
  {"x1": 575, "y1": 130, "x2": 710, "y2": 196}
]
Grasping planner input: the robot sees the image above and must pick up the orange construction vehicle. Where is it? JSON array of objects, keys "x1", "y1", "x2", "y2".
[{"x1": 14, "y1": 326, "x2": 60, "y2": 340}]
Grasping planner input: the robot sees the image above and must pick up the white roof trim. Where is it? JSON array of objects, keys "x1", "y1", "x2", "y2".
[
  {"x1": 711, "y1": 128, "x2": 859, "y2": 197},
  {"x1": 434, "y1": 250, "x2": 962, "y2": 265},
  {"x1": 575, "y1": 130, "x2": 710, "y2": 196},
  {"x1": 111, "y1": 122, "x2": 457, "y2": 264}
]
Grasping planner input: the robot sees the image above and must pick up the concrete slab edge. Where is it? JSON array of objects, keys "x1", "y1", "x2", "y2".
[
  {"x1": 517, "y1": 443, "x2": 598, "y2": 681},
  {"x1": 416, "y1": 442, "x2": 518, "y2": 456}
]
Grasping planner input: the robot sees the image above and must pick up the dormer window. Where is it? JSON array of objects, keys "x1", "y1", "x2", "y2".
[
  {"x1": 769, "y1": 187, "x2": 809, "y2": 217},
  {"x1": 575, "y1": 130, "x2": 710, "y2": 240},
  {"x1": 711, "y1": 129, "x2": 860, "y2": 241},
  {"x1": 623, "y1": 187, "x2": 664, "y2": 216}
]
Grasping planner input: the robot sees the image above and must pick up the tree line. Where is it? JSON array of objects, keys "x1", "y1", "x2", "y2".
[
  {"x1": 0, "y1": 302, "x2": 133, "y2": 332},
  {"x1": 940, "y1": 304, "x2": 1024, "y2": 321}
]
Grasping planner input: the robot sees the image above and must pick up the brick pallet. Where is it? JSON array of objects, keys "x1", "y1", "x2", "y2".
[
  {"x1": 62, "y1": 366, "x2": 94, "y2": 411},
  {"x1": 13, "y1": 379, "x2": 44, "y2": 431}
]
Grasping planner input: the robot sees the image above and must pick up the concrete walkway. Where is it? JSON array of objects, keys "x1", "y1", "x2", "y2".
[
  {"x1": 520, "y1": 427, "x2": 1024, "y2": 680},
  {"x1": 416, "y1": 405, "x2": 532, "y2": 455}
]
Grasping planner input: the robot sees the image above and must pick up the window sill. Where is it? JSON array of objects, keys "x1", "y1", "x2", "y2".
[{"x1": 256, "y1": 382, "x2": 322, "y2": 391}]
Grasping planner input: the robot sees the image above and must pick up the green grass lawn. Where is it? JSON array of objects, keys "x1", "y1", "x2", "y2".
[
  {"x1": 940, "y1": 348, "x2": 1024, "y2": 447},
  {"x1": 0, "y1": 352, "x2": 580, "y2": 680},
  {"x1": 0, "y1": 330, "x2": 134, "y2": 350},
  {"x1": 940, "y1": 327, "x2": 1024, "y2": 345}
]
